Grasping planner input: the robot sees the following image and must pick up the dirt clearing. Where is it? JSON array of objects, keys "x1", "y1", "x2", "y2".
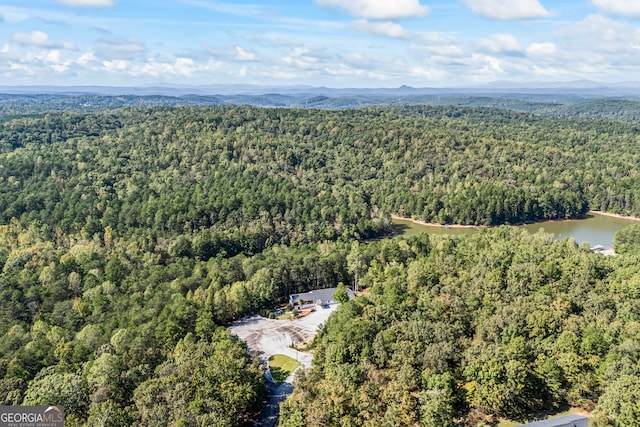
[{"x1": 229, "y1": 305, "x2": 337, "y2": 369}]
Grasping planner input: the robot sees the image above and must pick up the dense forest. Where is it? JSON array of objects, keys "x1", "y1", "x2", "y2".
[
  {"x1": 280, "y1": 229, "x2": 640, "y2": 426},
  {"x1": 2, "y1": 104, "x2": 640, "y2": 237},
  {"x1": 1, "y1": 99, "x2": 640, "y2": 425}
]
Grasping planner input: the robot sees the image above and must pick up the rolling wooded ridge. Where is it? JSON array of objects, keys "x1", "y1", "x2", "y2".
[{"x1": 0, "y1": 100, "x2": 640, "y2": 425}]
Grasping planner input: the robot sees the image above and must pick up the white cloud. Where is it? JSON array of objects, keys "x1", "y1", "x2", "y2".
[
  {"x1": 128, "y1": 56, "x2": 229, "y2": 80},
  {"x1": 411, "y1": 42, "x2": 464, "y2": 58},
  {"x1": 282, "y1": 47, "x2": 322, "y2": 70},
  {"x1": 366, "y1": 70, "x2": 388, "y2": 80},
  {"x1": 21, "y1": 49, "x2": 74, "y2": 73},
  {"x1": 592, "y1": 0, "x2": 640, "y2": 17},
  {"x1": 102, "y1": 59, "x2": 129, "y2": 72},
  {"x1": 315, "y1": 0, "x2": 429, "y2": 20},
  {"x1": 48, "y1": 52, "x2": 72, "y2": 72},
  {"x1": 350, "y1": 19, "x2": 408, "y2": 38},
  {"x1": 95, "y1": 38, "x2": 146, "y2": 60},
  {"x1": 141, "y1": 57, "x2": 222, "y2": 77},
  {"x1": 247, "y1": 34, "x2": 305, "y2": 48},
  {"x1": 342, "y1": 52, "x2": 406, "y2": 70},
  {"x1": 418, "y1": 32, "x2": 459, "y2": 44},
  {"x1": 461, "y1": 0, "x2": 550, "y2": 20},
  {"x1": 12, "y1": 31, "x2": 48, "y2": 46},
  {"x1": 182, "y1": 0, "x2": 264, "y2": 18},
  {"x1": 324, "y1": 63, "x2": 366, "y2": 76},
  {"x1": 0, "y1": 6, "x2": 38, "y2": 24},
  {"x1": 410, "y1": 32, "x2": 464, "y2": 64},
  {"x1": 262, "y1": 68, "x2": 298, "y2": 80},
  {"x1": 55, "y1": 0, "x2": 114, "y2": 6},
  {"x1": 470, "y1": 53, "x2": 506, "y2": 76},
  {"x1": 527, "y1": 42, "x2": 556, "y2": 56},
  {"x1": 0, "y1": 19, "x2": 230, "y2": 84},
  {"x1": 0, "y1": 43, "x2": 20, "y2": 61},
  {"x1": 559, "y1": 15, "x2": 640, "y2": 54},
  {"x1": 509, "y1": 14, "x2": 640, "y2": 82},
  {"x1": 175, "y1": 57, "x2": 195, "y2": 75},
  {"x1": 11, "y1": 31, "x2": 76, "y2": 50},
  {"x1": 410, "y1": 66, "x2": 446, "y2": 80},
  {"x1": 475, "y1": 33, "x2": 521, "y2": 53},
  {"x1": 234, "y1": 46, "x2": 257, "y2": 61},
  {"x1": 203, "y1": 58, "x2": 223, "y2": 72},
  {"x1": 77, "y1": 52, "x2": 97, "y2": 67},
  {"x1": 138, "y1": 61, "x2": 175, "y2": 77},
  {"x1": 530, "y1": 65, "x2": 573, "y2": 79},
  {"x1": 9, "y1": 62, "x2": 35, "y2": 75}
]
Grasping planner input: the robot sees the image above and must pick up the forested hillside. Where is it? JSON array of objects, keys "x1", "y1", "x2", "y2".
[
  {"x1": 0, "y1": 220, "x2": 272, "y2": 425},
  {"x1": 2, "y1": 105, "x2": 640, "y2": 237},
  {"x1": 1, "y1": 103, "x2": 640, "y2": 425},
  {"x1": 280, "y1": 229, "x2": 640, "y2": 426}
]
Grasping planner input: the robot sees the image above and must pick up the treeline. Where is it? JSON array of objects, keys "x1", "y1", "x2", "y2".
[
  {"x1": 2, "y1": 94, "x2": 640, "y2": 120},
  {"x1": 280, "y1": 228, "x2": 640, "y2": 426},
  {"x1": 0, "y1": 220, "x2": 367, "y2": 425},
  {"x1": 1, "y1": 105, "x2": 640, "y2": 239},
  {"x1": 613, "y1": 223, "x2": 640, "y2": 254},
  {"x1": 5, "y1": 219, "x2": 640, "y2": 425},
  {"x1": 0, "y1": 94, "x2": 223, "y2": 117},
  {"x1": 539, "y1": 98, "x2": 640, "y2": 121},
  {"x1": 0, "y1": 107, "x2": 392, "y2": 250}
]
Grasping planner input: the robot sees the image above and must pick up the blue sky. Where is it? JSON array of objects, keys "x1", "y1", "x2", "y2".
[{"x1": 1, "y1": 0, "x2": 639, "y2": 87}]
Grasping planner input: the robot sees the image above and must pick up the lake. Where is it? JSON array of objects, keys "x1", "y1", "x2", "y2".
[{"x1": 392, "y1": 212, "x2": 639, "y2": 248}]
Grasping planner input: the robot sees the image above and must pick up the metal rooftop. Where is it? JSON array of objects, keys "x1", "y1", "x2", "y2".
[{"x1": 516, "y1": 414, "x2": 589, "y2": 427}]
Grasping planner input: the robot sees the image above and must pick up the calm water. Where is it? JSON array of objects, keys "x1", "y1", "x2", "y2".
[{"x1": 392, "y1": 212, "x2": 639, "y2": 248}]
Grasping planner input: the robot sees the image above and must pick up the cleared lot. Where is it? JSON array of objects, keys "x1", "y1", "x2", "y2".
[
  {"x1": 229, "y1": 305, "x2": 337, "y2": 370},
  {"x1": 230, "y1": 305, "x2": 338, "y2": 427}
]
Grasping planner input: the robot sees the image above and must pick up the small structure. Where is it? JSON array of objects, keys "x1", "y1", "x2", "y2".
[
  {"x1": 591, "y1": 245, "x2": 616, "y2": 256},
  {"x1": 289, "y1": 287, "x2": 355, "y2": 309},
  {"x1": 517, "y1": 414, "x2": 589, "y2": 427}
]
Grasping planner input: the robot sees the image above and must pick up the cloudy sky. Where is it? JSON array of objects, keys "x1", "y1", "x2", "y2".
[{"x1": 1, "y1": 0, "x2": 640, "y2": 88}]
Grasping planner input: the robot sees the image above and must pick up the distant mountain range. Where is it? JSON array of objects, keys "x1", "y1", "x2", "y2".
[
  {"x1": 2, "y1": 80, "x2": 640, "y2": 97},
  {"x1": 2, "y1": 84, "x2": 640, "y2": 121}
]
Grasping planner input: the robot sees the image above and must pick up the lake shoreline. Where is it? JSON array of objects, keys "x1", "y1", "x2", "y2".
[
  {"x1": 589, "y1": 210, "x2": 640, "y2": 222},
  {"x1": 391, "y1": 211, "x2": 640, "y2": 231},
  {"x1": 390, "y1": 211, "x2": 640, "y2": 250},
  {"x1": 390, "y1": 214, "x2": 486, "y2": 229}
]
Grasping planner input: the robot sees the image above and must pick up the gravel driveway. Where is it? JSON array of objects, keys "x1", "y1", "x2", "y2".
[
  {"x1": 229, "y1": 305, "x2": 338, "y2": 427},
  {"x1": 230, "y1": 305, "x2": 337, "y2": 369}
]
